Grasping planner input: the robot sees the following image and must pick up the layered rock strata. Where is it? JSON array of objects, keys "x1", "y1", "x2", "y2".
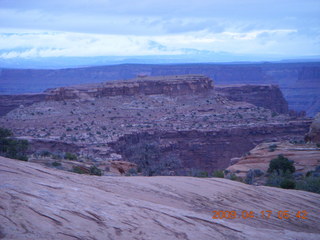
[{"x1": 1, "y1": 157, "x2": 320, "y2": 240}]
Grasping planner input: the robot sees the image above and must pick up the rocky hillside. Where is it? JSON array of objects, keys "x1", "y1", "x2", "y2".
[
  {"x1": 215, "y1": 84, "x2": 288, "y2": 114},
  {"x1": 306, "y1": 113, "x2": 320, "y2": 143},
  {"x1": 0, "y1": 75, "x2": 310, "y2": 175},
  {"x1": 1, "y1": 62, "x2": 319, "y2": 115},
  {"x1": 1, "y1": 157, "x2": 320, "y2": 240},
  {"x1": 226, "y1": 142, "x2": 320, "y2": 179}
]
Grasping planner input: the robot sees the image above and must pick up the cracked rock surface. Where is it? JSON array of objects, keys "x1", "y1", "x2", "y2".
[{"x1": 1, "y1": 156, "x2": 320, "y2": 240}]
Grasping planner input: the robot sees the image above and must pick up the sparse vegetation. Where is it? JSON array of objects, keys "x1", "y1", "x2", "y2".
[
  {"x1": 267, "y1": 154, "x2": 295, "y2": 174},
  {"x1": 213, "y1": 170, "x2": 224, "y2": 178},
  {"x1": 64, "y1": 152, "x2": 78, "y2": 160},
  {"x1": 0, "y1": 127, "x2": 29, "y2": 161},
  {"x1": 52, "y1": 161, "x2": 61, "y2": 167},
  {"x1": 268, "y1": 144, "x2": 277, "y2": 152}
]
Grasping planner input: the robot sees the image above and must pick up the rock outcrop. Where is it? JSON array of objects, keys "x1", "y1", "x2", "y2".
[
  {"x1": 0, "y1": 74, "x2": 311, "y2": 174},
  {"x1": 305, "y1": 113, "x2": 320, "y2": 143},
  {"x1": 215, "y1": 84, "x2": 288, "y2": 114},
  {"x1": 1, "y1": 157, "x2": 320, "y2": 240},
  {"x1": 0, "y1": 93, "x2": 46, "y2": 116},
  {"x1": 112, "y1": 121, "x2": 311, "y2": 172},
  {"x1": 44, "y1": 75, "x2": 213, "y2": 101},
  {"x1": 226, "y1": 141, "x2": 320, "y2": 178}
]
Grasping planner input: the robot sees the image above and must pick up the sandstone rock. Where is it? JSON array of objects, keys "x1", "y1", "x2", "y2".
[
  {"x1": 1, "y1": 157, "x2": 320, "y2": 239},
  {"x1": 227, "y1": 141, "x2": 320, "y2": 178},
  {"x1": 215, "y1": 84, "x2": 288, "y2": 114},
  {"x1": 305, "y1": 112, "x2": 320, "y2": 143}
]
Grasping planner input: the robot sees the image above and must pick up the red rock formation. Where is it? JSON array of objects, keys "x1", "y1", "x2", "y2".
[
  {"x1": 215, "y1": 84, "x2": 288, "y2": 114},
  {"x1": 0, "y1": 93, "x2": 46, "y2": 116},
  {"x1": 227, "y1": 141, "x2": 320, "y2": 178},
  {"x1": 305, "y1": 112, "x2": 320, "y2": 143},
  {"x1": 45, "y1": 75, "x2": 213, "y2": 101},
  {"x1": 112, "y1": 120, "x2": 311, "y2": 173},
  {"x1": 1, "y1": 156, "x2": 320, "y2": 239}
]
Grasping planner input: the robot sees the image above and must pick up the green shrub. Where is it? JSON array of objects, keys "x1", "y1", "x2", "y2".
[
  {"x1": 122, "y1": 140, "x2": 182, "y2": 176},
  {"x1": 52, "y1": 161, "x2": 61, "y2": 167},
  {"x1": 268, "y1": 144, "x2": 277, "y2": 152},
  {"x1": 90, "y1": 166, "x2": 102, "y2": 176},
  {"x1": 296, "y1": 177, "x2": 320, "y2": 194},
  {"x1": 64, "y1": 152, "x2": 77, "y2": 160},
  {"x1": 280, "y1": 178, "x2": 296, "y2": 189},
  {"x1": 229, "y1": 173, "x2": 237, "y2": 181},
  {"x1": 245, "y1": 169, "x2": 264, "y2": 184},
  {"x1": 39, "y1": 150, "x2": 51, "y2": 157},
  {"x1": 0, "y1": 127, "x2": 29, "y2": 161},
  {"x1": 267, "y1": 155, "x2": 295, "y2": 174},
  {"x1": 0, "y1": 128, "x2": 12, "y2": 138},
  {"x1": 196, "y1": 171, "x2": 209, "y2": 178},
  {"x1": 213, "y1": 170, "x2": 224, "y2": 178},
  {"x1": 72, "y1": 165, "x2": 89, "y2": 174}
]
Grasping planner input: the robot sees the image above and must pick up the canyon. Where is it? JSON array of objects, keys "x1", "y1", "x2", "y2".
[{"x1": 0, "y1": 75, "x2": 312, "y2": 175}]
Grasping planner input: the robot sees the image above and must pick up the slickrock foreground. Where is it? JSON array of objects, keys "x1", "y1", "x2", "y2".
[{"x1": 1, "y1": 157, "x2": 320, "y2": 240}]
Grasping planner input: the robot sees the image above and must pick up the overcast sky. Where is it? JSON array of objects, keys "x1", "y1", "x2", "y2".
[{"x1": 0, "y1": 0, "x2": 319, "y2": 60}]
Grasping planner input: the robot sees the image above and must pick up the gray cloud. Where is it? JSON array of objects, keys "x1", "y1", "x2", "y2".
[{"x1": 0, "y1": 0, "x2": 319, "y2": 58}]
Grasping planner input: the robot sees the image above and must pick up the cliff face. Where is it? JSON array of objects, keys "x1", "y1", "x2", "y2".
[
  {"x1": 306, "y1": 113, "x2": 320, "y2": 143},
  {"x1": 2, "y1": 157, "x2": 320, "y2": 240},
  {"x1": 45, "y1": 75, "x2": 213, "y2": 101},
  {"x1": 215, "y1": 84, "x2": 288, "y2": 114},
  {"x1": 0, "y1": 93, "x2": 46, "y2": 116},
  {"x1": 112, "y1": 120, "x2": 311, "y2": 173}
]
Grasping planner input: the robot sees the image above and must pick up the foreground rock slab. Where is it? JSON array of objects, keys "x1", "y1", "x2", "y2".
[{"x1": 0, "y1": 157, "x2": 320, "y2": 240}]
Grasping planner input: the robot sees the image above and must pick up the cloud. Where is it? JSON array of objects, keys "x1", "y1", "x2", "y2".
[
  {"x1": 0, "y1": 0, "x2": 319, "y2": 59},
  {"x1": 1, "y1": 28, "x2": 317, "y2": 59}
]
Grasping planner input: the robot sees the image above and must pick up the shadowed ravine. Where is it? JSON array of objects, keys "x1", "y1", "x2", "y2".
[{"x1": 0, "y1": 156, "x2": 320, "y2": 240}]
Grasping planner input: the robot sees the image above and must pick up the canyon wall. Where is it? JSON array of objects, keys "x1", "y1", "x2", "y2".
[
  {"x1": 215, "y1": 84, "x2": 289, "y2": 114},
  {"x1": 111, "y1": 120, "x2": 311, "y2": 173},
  {"x1": 0, "y1": 93, "x2": 46, "y2": 116},
  {"x1": 45, "y1": 75, "x2": 213, "y2": 101}
]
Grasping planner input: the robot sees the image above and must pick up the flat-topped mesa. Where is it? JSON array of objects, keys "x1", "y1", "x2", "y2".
[{"x1": 45, "y1": 74, "x2": 213, "y2": 101}]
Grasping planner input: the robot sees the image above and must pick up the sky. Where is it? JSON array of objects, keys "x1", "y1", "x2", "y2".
[{"x1": 0, "y1": 0, "x2": 320, "y2": 63}]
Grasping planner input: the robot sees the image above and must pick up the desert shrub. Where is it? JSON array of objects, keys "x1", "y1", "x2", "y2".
[
  {"x1": 72, "y1": 165, "x2": 89, "y2": 174},
  {"x1": 0, "y1": 127, "x2": 12, "y2": 138},
  {"x1": 245, "y1": 169, "x2": 264, "y2": 184},
  {"x1": 266, "y1": 169, "x2": 294, "y2": 187},
  {"x1": 268, "y1": 144, "x2": 277, "y2": 152},
  {"x1": 126, "y1": 168, "x2": 138, "y2": 176},
  {"x1": 229, "y1": 173, "x2": 237, "y2": 181},
  {"x1": 52, "y1": 161, "x2": 61, "y2": 167},
  {"x1": 121, "y1": 140, "x2": 182, "y2": 176},
  {"x1": 90, "y1": 166, "x2": 102, "y2": 176},
  {"x1": 213, "y1": 170, "x2": 224, "y2": 178},
  {"x1": 267, "y1": 155, "x2": 295, "y2": 174},
  {"x1": 39, "y1": 150, "x2": 51, "y2": 157},
  {"x1": 196, "y1": 171, "x2": 209, "y2": 178},
  {"x1": 280, "y1": 178, "x2": 296, "y2": 189},
  {"x1": 64, "y1": 152, "x2": 78, "y2": 160},
  {"x1": 295, "y1": 176, "x2": 320, "y2": 194},
  {"x1": 0, "y1": 127, "x2": 29, "y2": 161}
]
